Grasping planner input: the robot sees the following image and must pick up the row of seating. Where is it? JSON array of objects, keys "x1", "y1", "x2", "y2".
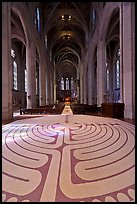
[
  {"x1": 70, "y1": 104, "x2": 98, "y2": 114},
  {"x1": 20, "y1": 104, "x2": 65, "y2": 115},
  {"x1": 20, "y1": 103, "x2": 98, "y2": 115}
]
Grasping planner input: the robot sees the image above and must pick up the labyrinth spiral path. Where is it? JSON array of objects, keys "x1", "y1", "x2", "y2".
[{"x1": 2, "y1": 114, "x2": 135, "y2": 202}]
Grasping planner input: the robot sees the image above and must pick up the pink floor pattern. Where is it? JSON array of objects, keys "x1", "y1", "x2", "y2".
[{"x1": 2, "y1": 115, "x2": 135, "y2": 202}]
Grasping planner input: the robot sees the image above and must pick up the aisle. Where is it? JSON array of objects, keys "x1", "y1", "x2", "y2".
[{"x1": 61, "y1": 104, "x2": 73, "y2": 115}]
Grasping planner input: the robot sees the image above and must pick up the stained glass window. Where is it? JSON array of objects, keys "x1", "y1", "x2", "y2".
[
  {"x1": 11, "y1": 49, "x2": 18, "y2": 90},
  {"x1": 11, "y1": 49, "x2": 15, "y2": 58},
  {"x1": 114, "y1": 48, "x2": 120, "y2": 102},
  {"x1": 71, "y1": 77, "x2": 74, "y2": 90},
  {"x1": 92, "y1": 9, "x2": 96, "y2": 31},
  {"x1": 35, "y1": 8, "x2": 40, "y2": 33},
  {"x1": 36, "y1": 69, "x2": 39, "y2": 95},
  {"x1": 115, "y1": 48, "x2": 120, "y2": 89},
  {"x1": 61, "y1": 77, "x2": 64, "y2": 90},
  {"x1": 66, "y1": 78, "x2": 69, "y2": 90},
  {"x1": 25, "y1": 69, "x2": 27, "y2": 92},
  {"x1": 106, "y1": 63, "x2": 109, "y2": 91},
  {"x1": 116, "y1": 60, "x2": 120, "y2": 89},
  {"x1": 13, "y1": 61, "x2": 17, "y2": 90}
]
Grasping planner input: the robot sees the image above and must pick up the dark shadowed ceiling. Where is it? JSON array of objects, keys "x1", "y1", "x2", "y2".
[
  {"x1": 38, "y1": 2, "x2": 92, "y2": 80},
  {"x1": 12, "y1": 2, "x2": 102, "y2": 80}
]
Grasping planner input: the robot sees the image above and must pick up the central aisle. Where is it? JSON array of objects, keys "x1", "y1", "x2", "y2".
[{"x1": 61, "y1": 104, "x2": 73, "y2": 115}]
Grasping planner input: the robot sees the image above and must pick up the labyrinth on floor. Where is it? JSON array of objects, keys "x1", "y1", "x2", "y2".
[{"x1": 2, "y1": 115, "x2": 135, "y2": 202}]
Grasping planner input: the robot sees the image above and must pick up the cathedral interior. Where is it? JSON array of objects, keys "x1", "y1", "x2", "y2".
[{"x1": 2, "y1": 2, "x2": 135, "y2": 202}]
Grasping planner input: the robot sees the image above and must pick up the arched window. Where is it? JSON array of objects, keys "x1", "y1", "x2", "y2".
[
  {"x1": 71, "y1": 77, "x2": 74, "y2": 90},
  {"x1": 92, "y1": 8, "x2": 96, "y2": 31},
  {"x1": 45, "y1": 35, "x2": 47, "y2": 50},
  {"x1": 13, "y1": 61, "x2": 17, "y2": 90},
  {"x1": 35, "y1": 8, "x2": 40, "y2": 33},
  {"x1": 11, "y1": 49, "x2": 18, "y2": 90},
  {"x1": 11, "y1": 49, "x2": 15, "y2": 58},
  {"x1": 114, "y1": 48, "x2": 120, "y2": 102},
  {"x1": 66, "y1": 78, "x2": 69, "y2": 90},
  {"x1": 106, "y1": 62, "x2": 109, "y2": 91},
  {"x1": 25, "y1": 68, "x2": 27, "y2": 92},
  {"x1": 61, "y1": 77, "x2": 64, "y2": 90},
  {"x1": 115, "y1": 48, "x2": 120, "y2": 89},
  {"x1": 36, "y1": 66, "x2": 39, "y2": 95}
]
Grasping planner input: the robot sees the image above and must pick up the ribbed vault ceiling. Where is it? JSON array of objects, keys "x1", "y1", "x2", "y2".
[{"x1": 38, "y1": 2, "x2": 92, "y2": 80}]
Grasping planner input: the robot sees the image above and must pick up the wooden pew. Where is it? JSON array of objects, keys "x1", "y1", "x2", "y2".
[
  {"x1": 70, "y1": 104, "x2": 97, "y2": 114},
  {"x1": 20, "y1": 104, "x2": 65, "y2": 115}
]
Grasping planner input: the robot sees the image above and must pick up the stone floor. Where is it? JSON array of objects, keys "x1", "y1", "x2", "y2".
[{"x1": 2, "y1": 105, "x2": 135, "y2": 202}]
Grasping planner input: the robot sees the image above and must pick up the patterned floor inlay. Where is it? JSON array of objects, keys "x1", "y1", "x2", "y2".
[{"x1": 2, "y1": 115, "x2": 135, "y2": 202}]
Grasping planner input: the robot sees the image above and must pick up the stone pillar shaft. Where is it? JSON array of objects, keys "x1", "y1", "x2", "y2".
[
  {"x1": 120, "y1": 2, "x2": 124, "y2": 103},
  {"x1": 2, "y1": 2, "x2": 12, "y2": 120},
  {"x1": 122, "y1": 2, "x2": 135, "y2": 118},
  {"x1": 26, "y1": 42, "x2": 36, "y2": 108},
  {"x1": 50, "y1": 70, "x2": 54, "y2": 104},
  {"x1": 45, "y1": 66, "x2": 50, "y2": 105},
  {"x1": 83, "y1": 67, "x2": 87, "y2": 104},
  {"x1": 88, "y1": 58, "x2": 95, "y2": 105},
  {"x1": 87, "y1": 54, "x2": 92, "y2": 105},
  {"x1": 53, "y1": 69, "x2": 56, "y2": 104},
  {"x1": 97, "y1": 40, "x2": 106, "y2": 107},
  {"x1": 80, "y1": 64, "x2": 83, "y2": 104},
  {"x1": 39, "y1": 58, "x2": 46, "y2": 106}
]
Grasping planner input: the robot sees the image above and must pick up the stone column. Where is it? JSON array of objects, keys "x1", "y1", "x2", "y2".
[
  {"x1": 53, "y1": 69, "x2": 56, "y2": 104},
  {"x1": 2, "y1": 2, "x2": 13, "y2": 121},
  {"x1": 79, "y1": 64, "x2": 83, "y2": 104},
  {"x1": 82, "y1": 56, "x2": 88, "y2": 104},
  {"x1": 132, "y1": 3, "x2": 135, "y2": 119},
  {"x1": 26, "y1": 41, "x2": 36, "y2": 108},
  {"x1": 122, "y1": 2, "x2": 135, "y2": 118},
  {"x1": 39, "y1": 57, "x2": 46, "y2": 106},
  {"x1": 50, "y1": 70, "x2": 54, "y2": 104},
  {"x1": 92, "y1": 64, "x2": 97, "y2": 104},
  {"x1": 45, "y1": 63, "x2": 50, "y2": 105},
  {"x1": 76, "y1": 68, "x2": 80, "y2": 103},
  {"x1": 87, "y1": 49, "x2": 92, "y2": 105},
  {"x1": 97, "y1": 40, "x2": 106, "y2": 107},
  {"x1": 20, "y1": 59, "x2": 26, "y2": 108},
  {"x1": 87, "y1": 51, "x2": 95, "y2": 105},
  {"x1": 119, "y1": 2, "x2": 124, "y2": 103},
  {"x1": 107, "y1": 60, "x2": 113, "y2": 102},
  {"x1": 45, "y1": 74, "x2": 48, "y2": 105},
  {"x1": 83, "y1": 66, "x2": 87, "y2": 104}
]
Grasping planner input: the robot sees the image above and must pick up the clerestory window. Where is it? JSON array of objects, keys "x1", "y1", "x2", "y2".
[{"x1": 35, "y1": 8, "x2": 40, "y2": 33}]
